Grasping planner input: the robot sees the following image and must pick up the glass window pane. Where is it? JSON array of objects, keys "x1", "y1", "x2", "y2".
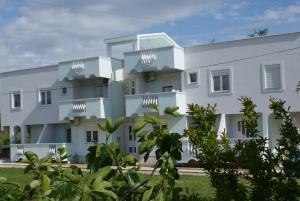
[
  {"x1": 46, "y1": 90, "x2": 51, "y2": 104},
  {"x1": 86, "y1": 131, "x2": 91, "y2": 142},
  {"x1": 62, "y1": 87, "x2": 67, "y2": 95},
  {"x1": 213, "y1": 76, "x2": 221, "y2": 91},
  {"x1": 189, "y1": 73, "x2": 197, "y2": 83},
  {"x1": 67, "y1": 129, "x2": 71, "y2": 143},
  {"x1": 265, "y1": 64, "x2": 281, "y2": 89},
  {"x1": 14, "y1": 93, "x2": 21, "y2": 108},
  {"x1": 93, "y1": 131, "x2": 98, "y2": 142},
  {"x1": 222, "y1": 75, "x2": 229, "y2": 91},
  {"x1": 41, "y1": 91, "x2": 46, "y2": 105}
]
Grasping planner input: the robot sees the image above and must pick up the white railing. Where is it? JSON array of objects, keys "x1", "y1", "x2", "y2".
[
  {"x1": 71, "y1": 61, "x2": 85, "y2": 73},
  {"x1": 10, "y1": 143, "x2": 68, "y2": 161},
  {"x1": 72, "y1": 100, "x2": 86, "y2": 112},
  {"x1": 142, "y1": 95, "x2": 158, "y2": 108},
  {"x1": 140, "y1": 50, "x2": 156, "y2": 65}
]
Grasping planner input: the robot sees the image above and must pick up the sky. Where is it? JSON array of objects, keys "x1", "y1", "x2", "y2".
[{"x1": 0, "y1": 0, "x2": 300, "y2": 71}]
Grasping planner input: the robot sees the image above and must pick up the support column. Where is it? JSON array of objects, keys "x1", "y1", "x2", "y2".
[
  {"x1": 262, "y1": 113, "x2": 270, "y2": 148},
  {"x1": 21, "y1": 125, "x2": 27, "y2": 144},
  {"x1": 217, "y1": 114, "x2": 227, "y2": 139}
]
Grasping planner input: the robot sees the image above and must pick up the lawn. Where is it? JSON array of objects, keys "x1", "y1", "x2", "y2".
[{"x1": 0, "y1": 167, "x2": 215, "y2": 200}]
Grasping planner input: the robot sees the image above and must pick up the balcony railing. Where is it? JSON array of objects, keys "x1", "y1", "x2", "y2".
[
  {"x1": 125, "y1": 91, "x2": 186, "y2": 117},
  {"x1": 124, "y1": 46, "x2": 184, "y2": 73},
  {"x1": 10, "y1": 143, "x2": 68, "y2": 161},
  {"x1": 58, "y1": 57, "x2": 112, "y2": 81},
  {"x1": 59, "y1": 97, "x2": 111, "y2": 120}
]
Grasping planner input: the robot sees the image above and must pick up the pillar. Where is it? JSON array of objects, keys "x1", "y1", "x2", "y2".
[
  {"x1": 217, "y1": 114, "x2": 227, "y2": 139},
  {"x1": 21, "y1": 125, "x2": 27, "y2": 144},
  {"x1": 9, "y1": 126, "x2": 15, "y2": 144}
]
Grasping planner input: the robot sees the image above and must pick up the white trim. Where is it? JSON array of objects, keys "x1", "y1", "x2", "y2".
[
  {"x1": 10, "y1": 90, "x2": 22, "y2": 111},
  {"x1": 38, "y1": 88, "x2": 52, "y2": 106},
  {"x1": 261, "y1": 61, "x2": 285, "y2": 93},
  {"x1": 208, "y1": 67, "x2": 233, "y2": 96}
]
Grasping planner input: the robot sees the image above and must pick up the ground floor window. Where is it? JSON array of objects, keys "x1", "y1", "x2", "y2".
[
  {"x1": 86, "y1": 130, "x2": 98, "y2": 143},
  {"x1": 129, "y1": 147, "x2": 137, "y2": 153},
  {"x1": 237, "y1": 121, "x2": 247, "y2": 135},
  {"x1": 66, "y1": 128, "x2": 71, "y2": 143}
]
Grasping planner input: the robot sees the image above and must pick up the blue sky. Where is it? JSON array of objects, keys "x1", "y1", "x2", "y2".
[{"x1": 0, "y1": 0, "x2": 300, "y2": 71}]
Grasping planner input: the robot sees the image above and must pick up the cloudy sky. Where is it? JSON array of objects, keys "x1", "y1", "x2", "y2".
[{"x1": 0, "y1": 0, "x2": 300, "y2": 71}]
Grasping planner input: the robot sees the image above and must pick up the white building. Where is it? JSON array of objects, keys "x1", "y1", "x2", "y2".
[{"x1": 1, "y1": 32, "x2": 300, "y2": 163}]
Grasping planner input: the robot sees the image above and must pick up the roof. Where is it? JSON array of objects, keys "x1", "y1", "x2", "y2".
[{"x1": 184, "y1": 31, "x2": 300, "y2": 48}]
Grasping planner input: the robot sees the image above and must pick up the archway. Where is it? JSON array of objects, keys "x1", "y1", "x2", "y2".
[{"x1": 13, "y1": 126, "x2": 21, "y2": 144}]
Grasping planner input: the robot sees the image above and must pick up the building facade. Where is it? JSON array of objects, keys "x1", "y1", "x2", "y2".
[{"x1": 1, "y1": 32, "x2": 300, "y2": 163}]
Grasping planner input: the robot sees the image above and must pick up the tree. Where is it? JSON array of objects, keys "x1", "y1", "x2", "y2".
[{"x1": 248, "y1": 28, "x2": 269, "y2": 37}]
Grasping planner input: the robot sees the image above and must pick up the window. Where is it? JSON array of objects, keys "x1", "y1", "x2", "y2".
[
  {"x1": 130, "y1": 80, "x2": 135, "y2": 95},
  {"x1": 262, "y1": 63, "x2": 283, "y2": 91},
  {"x1": 11, "y1": 91, "x2": 21, "y2": 109},
  {"x1": 86, "y1": 131, "x2": 98, "y2": 143},
  {"x1": 128, "y1": 126, "x2": 136, "y2": 141},
  {"x1": 210, "y1": 69, "x2": 231, "y2": 94},
  {"x1": 61, "y1": 87, "x2": 67, "y2": 95},
  {"x1": 66, "y1": 129, "x2": 71, "y2": 143},
  {"x1": 186, "y1": 70, "x2": 199, "y2": 86},
  {"x1": 40, "y1": 89, "x2": 51, "y2": 105},
  {"x1": 189, "y1": 73, "x2": 197, "y2": 83},
  {"x1": 162, "y1": 86, "x2": 173, "y2": 92},
  {"x1": 129, "y1": 147, "x2": 137, "y2": 153},
  {"x1": 237, "y1": 121, "x2": 246, "y2": 135}
]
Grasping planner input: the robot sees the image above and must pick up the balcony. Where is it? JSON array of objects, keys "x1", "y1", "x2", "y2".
[
  {"x1": 59, "y1": 98, "x2": 111, "y2": 120},
  {"x1": 124, "y1": 46, "x2": 184, "y2": 73},
  {"x1": 58, "y1": 57, "x2": 112, "y2": 81},
  {"x1": 10, "y1": 143, "x2": 68, "y2": 161},
  {"x1": 125, "y1": 91, "x2": 186, "y2": 117}
]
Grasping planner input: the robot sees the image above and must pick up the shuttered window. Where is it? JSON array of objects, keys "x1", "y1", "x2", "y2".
[{"x1": 264, "y1": 64, "x2": 281, "y2": 89}]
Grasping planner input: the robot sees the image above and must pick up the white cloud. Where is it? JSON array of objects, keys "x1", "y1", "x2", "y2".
[
  {"x1": 249, "y1": 2, "x2": 300, "y2": 23},
  {"x1": 0, "y1": 0, "x2": 225, "y2": 71}
]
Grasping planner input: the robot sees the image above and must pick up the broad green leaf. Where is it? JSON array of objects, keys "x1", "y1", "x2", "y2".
[
  {"x1": 42, "y1": 174, "x2": 51, "y2": 192},
  {"x1": 29, "y1": 180, "x2": 41, "y2": 189},
  {"x1": 155, "y1": 191, "x2": 164, "y2": 201},
  {"x1": 133, "y1": 117, "x2": 146, "y2": 133},
  {"x1": 112, "y1": 116, "x2": 125, "y2": 132},
  {"x1": 127, "y1": 170, "x2": 140, "y2": 187},
  {"x1": 142, "y1": 187, "x2": 154, "y2": 201},
  {"x1": 164, "y1": 107, "x2": 180, "y2": 117},
  {"x1": 144, "y1": 115, "x2": 160, "y2": 125},
  {"x1": 149, "y1": 104, "x2": 158, "y2": 111},
  {"x1": 105, "y1": 117, "x2": 113, "y2": 133},
  {"x1": 97, "y1": 123, "x2": 107, "y2": 132}
]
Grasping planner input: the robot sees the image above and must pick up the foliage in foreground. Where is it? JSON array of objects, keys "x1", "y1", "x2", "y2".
[
  {"x1": 0, "y1": 105, "x2": 185, "y2": 201},
  {"x1": 186, "y1": 97, "x2": 300, "y2": 201}
]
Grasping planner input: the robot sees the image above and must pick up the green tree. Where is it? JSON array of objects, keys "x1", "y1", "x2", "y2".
[
  {"x1": 248, "y1": 28, "x2": 269, "y2": 37},
  {"x1": 185, "y1": 103, "x2": 246, "y2": 201}
]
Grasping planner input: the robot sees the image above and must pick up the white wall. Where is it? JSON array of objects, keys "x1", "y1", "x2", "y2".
[{"x1": 184, "y1": 32, "x2": 300, "y2": 115}]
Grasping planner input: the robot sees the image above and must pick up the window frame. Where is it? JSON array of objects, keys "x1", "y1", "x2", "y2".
[
  {"x1": 186, "y1": 70, "x2": 200, "y2": 86},
  {"x1": 261, "y1": 61, "x2": 285, "y2": 93},
  {"x1": 39, "y1": 88, "x2": 52, "y2": 106},
  {"x1": 11, "y1": 90, "x2": 22, "y2": 110},
  {"x1": 86, "y1": 130, "x2": 98, "y2": 143},
  {"x1": 61, "y1": 87, "x2": 68, "y2": 96},
  {"x1": 209, "y1": 68, "x2": 233, "y2": 95}
]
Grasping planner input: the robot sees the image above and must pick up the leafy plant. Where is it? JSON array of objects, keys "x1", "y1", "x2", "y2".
[
  {"x1": 185, "y1": 103, "x2": 246, "y2": 201},
  {"x1": 235, "y1": 97, "x2": 276, "y2": 201},
  {"x1": 269, "y1": 97, "x2": 300, "y2": 201}
]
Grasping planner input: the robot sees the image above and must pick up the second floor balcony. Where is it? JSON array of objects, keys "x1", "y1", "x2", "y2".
[
  {"x1": 59, "y1": 98, "x2": 111, "y2": 120},
  {"x1": 125, "y1": 91, "x2": 186, "y2": 117},
  {"x1": 58, "y1": 57, "x2": 112, "y2": 81},
  {"x1": 124, "y1": 46, "x2": 184, "y2": 73}
]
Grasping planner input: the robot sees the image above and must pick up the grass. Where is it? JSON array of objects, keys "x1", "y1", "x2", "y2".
[{"x1": 0, "y1": 167, "x2": 215, "y2": 199}]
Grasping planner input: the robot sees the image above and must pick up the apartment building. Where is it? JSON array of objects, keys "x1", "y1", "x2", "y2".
[{"x1": 1, "y1": 32, "x2": 300, "y2": 164}]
